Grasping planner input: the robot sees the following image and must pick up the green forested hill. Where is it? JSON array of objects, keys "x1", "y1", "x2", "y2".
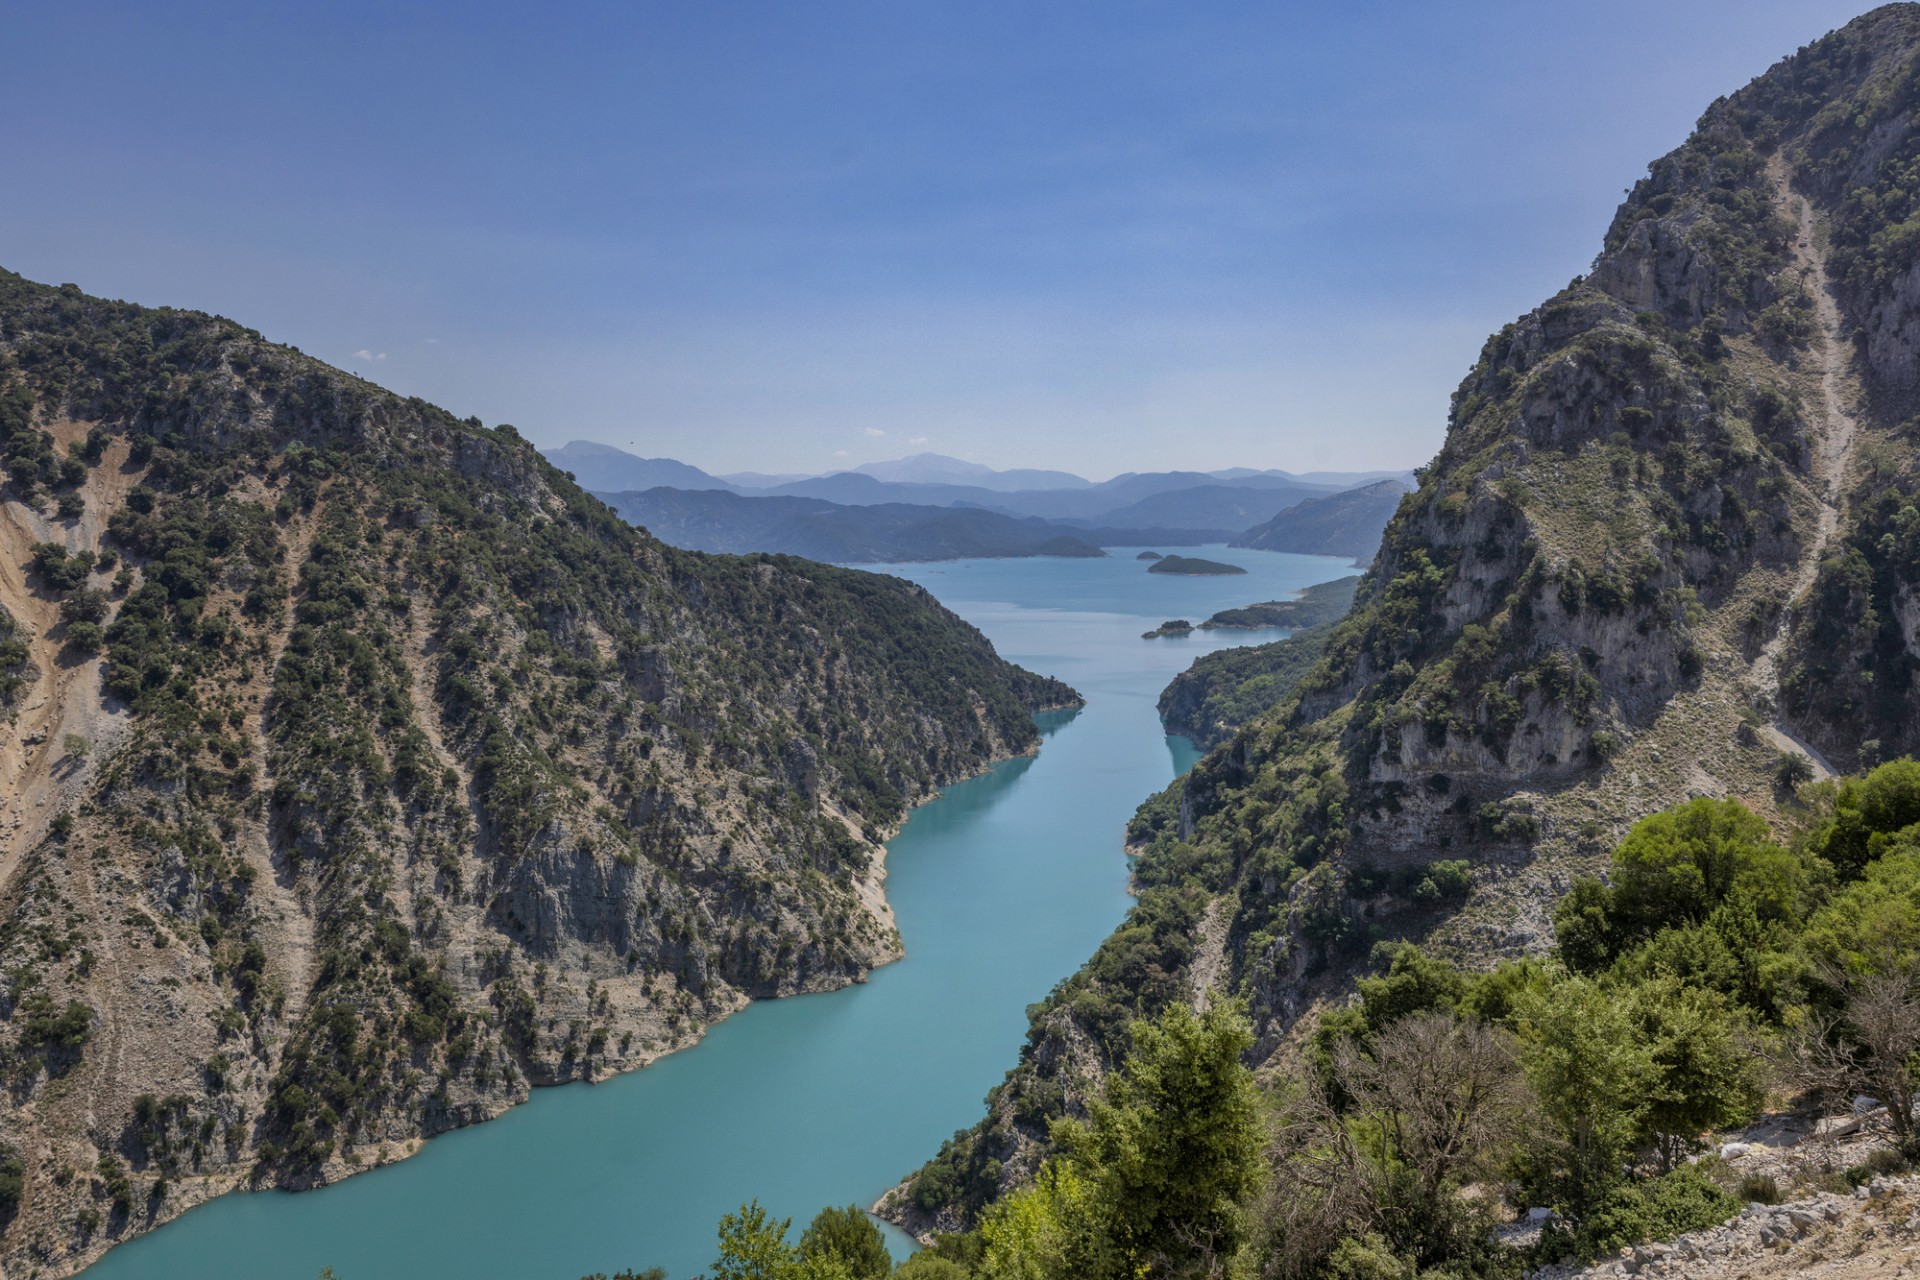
[
  {"x1": 0, "y1": 268, "x2": 1074, "y2": 1275},
  {"x1": 887, "y1": 1, "x2": 1920, "y2": 1251}
]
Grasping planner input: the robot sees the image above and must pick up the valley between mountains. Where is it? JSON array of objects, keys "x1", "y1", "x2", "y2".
[
  {"x1": 881, "y1": 6, "x2": 1920, "y2": 1270},
  {"x1": 14, "y1": 6, "x2": 1920, "y2": 1280}
]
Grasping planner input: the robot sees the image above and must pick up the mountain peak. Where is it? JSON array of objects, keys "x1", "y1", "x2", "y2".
[{"x1": 849, "y1": 454, "x2": 1092, "y2": 491}]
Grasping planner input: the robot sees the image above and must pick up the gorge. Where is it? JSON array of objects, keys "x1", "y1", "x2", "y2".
[{"x1": 72, "y1": 548, "x2": 1354, "y2": 1278}]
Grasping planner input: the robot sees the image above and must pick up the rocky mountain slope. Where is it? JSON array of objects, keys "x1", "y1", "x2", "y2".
[
  {"x1": 887, "y1": 4, "x2": 1920, "y2": 1233},
  {"x1": 0, "y1": 269, "x2": 1076, "y2": 1276}
]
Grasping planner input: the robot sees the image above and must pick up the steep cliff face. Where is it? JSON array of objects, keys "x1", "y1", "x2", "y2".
[
  {"x1": 0, "y1": 270, "x2": 1076, "y2": 1275},
  {"x1": 890, "y1": 6, "x2": 1920, "y2": 1233}
]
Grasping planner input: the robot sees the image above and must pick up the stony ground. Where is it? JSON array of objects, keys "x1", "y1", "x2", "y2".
[{"x1": 1531, "y1": 1174, "x2": 1920, "y2": 1280}]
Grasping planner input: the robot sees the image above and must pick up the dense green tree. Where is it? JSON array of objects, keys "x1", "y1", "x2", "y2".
[
  {"x1": 976, "y1": 1002, "x2": 1263, "y2": 1279},
  {"x1": 1556, "y1": 798, "x2": 1812, "y2": 978},
  {"x1": 978, "y1": 1161, "x2": 1108, "y2": 1280},
  {"x1": 712, "y1": 1201, "x2": 805, "y2": 1280},
  {"x1": 799, "y1": 1205, "x2": 892, "y2": 1280},
  {"x1": 1066, "y1": 1001, "x2": 1264, "y2": 1276},
  {"x1": 1622, "y1": 979, "x2": 1764, "y2": 1168},
  {"x1": 1799, "y1": 851, "x2": 1920, "y2": 979},
  {"x1": 1608, "y1": 798, "x2": 1804, "y2": 936},
  {"x1": 1806, "y1": 759, "x2": 1920, "y2": 879},
  {"x1": 1515, "y1": 978, "x2": 1659, "y2": 1227},
  {"x1": 889, "y1": 1256, "x2": 969, "y2": 1280}
]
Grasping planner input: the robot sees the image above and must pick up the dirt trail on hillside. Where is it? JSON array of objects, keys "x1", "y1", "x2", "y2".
[
  {"x1": 0, "y1": 434, "x2": 138, "y2": 886},
  {"x1": 1189, "y1": 897, "x2": 1230, "y2": 1012},
  {"x1": 1752, "y1": 158, "x2": 1861, "y2": 779}
]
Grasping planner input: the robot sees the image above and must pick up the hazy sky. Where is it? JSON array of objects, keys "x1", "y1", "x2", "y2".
[{"x1": 1, "y1": 1, "x2": 1871, "y2": 479}]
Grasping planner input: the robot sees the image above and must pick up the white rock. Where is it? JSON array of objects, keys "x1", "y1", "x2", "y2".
[{"x1": 1817, "y1": 1114, "x2": 1862, "y2": 1138}]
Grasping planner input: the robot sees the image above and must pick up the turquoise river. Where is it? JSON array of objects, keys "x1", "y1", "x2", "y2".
[{"x1": 83, "y1": 545, "x2": 1354, "y2": 1280}]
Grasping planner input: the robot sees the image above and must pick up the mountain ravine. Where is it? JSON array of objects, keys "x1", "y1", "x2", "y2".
[
  {"x1": 887, "y1": 4, "x2": 1920, "y2": 1235},
  {"x1": 0, "y1": 268, "x2": 1077, "y2": 1276}
]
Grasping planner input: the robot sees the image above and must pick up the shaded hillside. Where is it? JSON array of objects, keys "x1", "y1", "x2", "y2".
[
  {"x1": 595, "y1": 488, "x2": 1104, "y2": 562},
  {"x1": 1195, "y1": 574, "x2": 1361, "y2": 631},
  {"x1": 1157, "y1": 626, "x2": 1336, "y2": 752},
  {"x1": 1082, "y1": 482, "x2": 1322, "y2": 532},
  {"x1": 1766, "y1": 17, "x2": 1920, "y2": 769},
  {"x1": 1159, "y1": 579, "x2": 1365, "y2": 749},
  {"x1": 0, "y1": 269, "x2": 1075, "y2": 1276},
  {"x1": 1230, "y1": 476, "x2": 1413, "y2": 558},
  {"x1": 888, "y1": 6, "x2": 1920, "y2": 1235},
  {"x1": 754, "y1": 468, "x2": 1339, "y2": 524}
]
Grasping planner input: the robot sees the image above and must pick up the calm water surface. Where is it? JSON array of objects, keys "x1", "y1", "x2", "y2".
[{"x1": 85, "y1": 546, "x2": 1352, "y2": 1280}]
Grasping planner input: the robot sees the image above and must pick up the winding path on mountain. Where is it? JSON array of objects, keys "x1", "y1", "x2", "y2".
[{"x1": 1754, "y1": 156, "x2": 1861, "y2": 780}]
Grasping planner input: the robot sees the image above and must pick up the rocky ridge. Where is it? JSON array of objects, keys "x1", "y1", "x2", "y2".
[{"x1": 0, "y1": 270, "x2": 1075, "y2": 1276}]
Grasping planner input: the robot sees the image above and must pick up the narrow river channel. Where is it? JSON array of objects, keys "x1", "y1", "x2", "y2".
[{"x1": 82, "y1": 546, "x2": 1353, "y2": 1280}]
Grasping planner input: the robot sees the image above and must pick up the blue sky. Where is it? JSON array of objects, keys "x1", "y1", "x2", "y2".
[{"x1": 0, "y1": 1, "x2": 1872, "y2": 478}]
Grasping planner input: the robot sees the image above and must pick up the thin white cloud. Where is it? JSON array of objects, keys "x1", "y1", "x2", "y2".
[
  {"x1": 833, "y1": 449, "x2": 850, "y2": 458},
  {"x1": 353, "y1": 348, "x2": 388, "y2": 361},
  {"x1": 909, "y1": 436, "x2": 929, "y2": 446},
  {"x1": 863, "y1": 427, "x2": 886, "y2": 437}
]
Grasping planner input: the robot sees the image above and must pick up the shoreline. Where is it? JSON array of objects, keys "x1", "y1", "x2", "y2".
[{"x1": 63, "y1": 710, "x2": 1075, "y2": 1280}]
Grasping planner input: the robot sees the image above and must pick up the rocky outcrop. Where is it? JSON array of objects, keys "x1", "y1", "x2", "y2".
[{"x1": 1531, "y1": 1176, "x2": 1920, "y2": 1280}]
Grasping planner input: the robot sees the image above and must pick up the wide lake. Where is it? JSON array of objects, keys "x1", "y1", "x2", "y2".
[{"x1": 83, "y1": 545, "x2": 1354, "y2": 1280}]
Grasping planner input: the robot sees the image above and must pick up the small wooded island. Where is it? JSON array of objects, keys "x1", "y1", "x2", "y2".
[
  {"x1": 1146, "y1": 555, "x2": 1246, "y2": 576},
  {"x1": 1141, "y1": 619, "x2": 1194, "y2": 638},
  {"x1": 1135, "y1": 550, "x2": 1163, "y2": 561}
]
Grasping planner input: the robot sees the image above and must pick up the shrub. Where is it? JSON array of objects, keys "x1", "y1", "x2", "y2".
[
  {"x1": 1570, "y1": 1165, "x2": 1740, "y2": 1258},
  {"x1": 64, "y1": 622, "x2": 103, "y2": 653},
  {"x1": 1845, "y1": 1148, "x2": 1910, "y2": 1186}
]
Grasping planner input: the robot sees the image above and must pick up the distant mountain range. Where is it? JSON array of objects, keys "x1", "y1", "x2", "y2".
[
  {"x1": 1230, "y1": 477, "x2": 1414, "y2": 558},
  {"x1": 543, "y1": 440, "x2": 737, "y2": 492},
  {"x1": 596, "y1": 487, "x2": 1262, "y2": 561},
  {"x1": 596, "y1": 489, "x2": 1113, "y2": 562},
  {"x1": 848, "y1": 453, "x2": 1091, "y2": 491},
  {"x1": 547, "y1": 441, "x2": 1416, "y2": 562}
]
